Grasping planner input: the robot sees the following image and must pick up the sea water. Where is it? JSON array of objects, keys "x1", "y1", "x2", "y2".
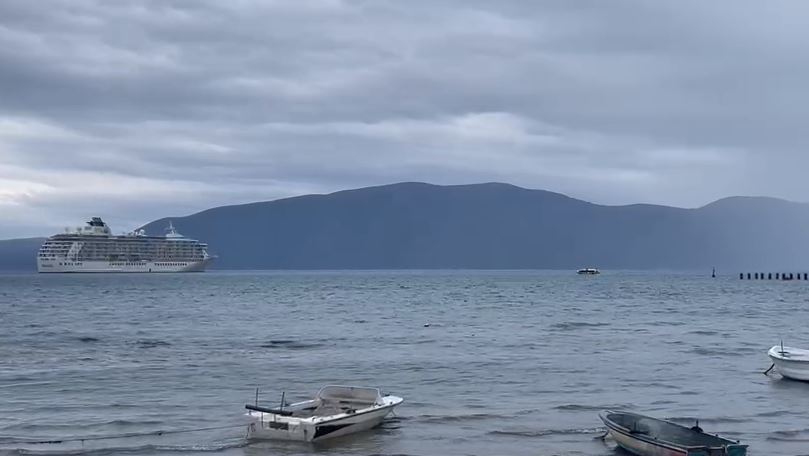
[{"x1": 1, "y1": 270, "x2": 808, "y2": 456}]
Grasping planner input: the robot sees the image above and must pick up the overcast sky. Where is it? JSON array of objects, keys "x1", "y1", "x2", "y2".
[{"x1": 1, "y1": 0, "x2": 808, "y2": 238}]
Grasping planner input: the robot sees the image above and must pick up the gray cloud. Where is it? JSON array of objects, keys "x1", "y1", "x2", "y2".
[{"x1": 0, "y1": 0, "x2": 806, "y2": 237}]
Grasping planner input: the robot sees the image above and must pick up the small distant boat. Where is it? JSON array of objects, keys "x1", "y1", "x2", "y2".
[
  {"x1": 768, "y1": 343, "x2": 809, "y2": 381},
  {"x1": 245, "y1": 385, "x2": 403, "y2": 442},
  {"x1": 600, "y1": 410, "x2": 747, "y2": 456},
  {"x1": 577, "y1": 268, "x2": 600, "y2": 275}
]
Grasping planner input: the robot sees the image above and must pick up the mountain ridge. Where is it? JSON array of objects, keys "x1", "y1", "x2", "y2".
[{"x1": 2, "y1": 182, "x2": 809, "y2": 271}]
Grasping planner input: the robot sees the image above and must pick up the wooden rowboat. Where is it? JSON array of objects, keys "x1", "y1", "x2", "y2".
[{"x1": 599, "y1": 411, "x2": 747, "y2": 456}]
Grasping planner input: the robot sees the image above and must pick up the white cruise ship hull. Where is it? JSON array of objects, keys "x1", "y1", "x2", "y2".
[{"x1": 37, "y1": 258, "x2": 212, "y2": 273}]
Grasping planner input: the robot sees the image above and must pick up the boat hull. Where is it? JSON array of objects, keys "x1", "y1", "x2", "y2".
[
  {"x1": 600, "y1": 411, "x2": 746, "y2": 456},
  {"x1": 605, "y1": 421, "x2": 688, "y2": 456},
  {"x1": 37, "y1": 258, "x2": 212, "y2": 273},
  {"x1": 769, "y1": 346, "x2": 809, "y2": 381},
  {"x1": 247, "y1": 403, "x2": 397, "y2": 442}
]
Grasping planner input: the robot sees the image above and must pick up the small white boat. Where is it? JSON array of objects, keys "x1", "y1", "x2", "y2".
[
  {"x1": 600, "y1": 411, "x2": 747, "y2": 456},
  {"x1": 245, "y1": 385, "x2": 403, "y2": 442},
  {"x1": 577, "y1": 268, "x2": 600, "y2": 275},
  {"x1": 768, "y1": 343, "x2": 809, "y2": 381}
]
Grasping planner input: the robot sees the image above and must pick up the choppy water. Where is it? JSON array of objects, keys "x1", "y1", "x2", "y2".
[{"x1": 2, "y1": 271, "x2": 809, "y2": 456}]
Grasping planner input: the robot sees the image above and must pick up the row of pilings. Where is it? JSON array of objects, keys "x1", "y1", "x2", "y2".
[{"x1": 740, "y1": 272, "x2": 808, "y2": 280}]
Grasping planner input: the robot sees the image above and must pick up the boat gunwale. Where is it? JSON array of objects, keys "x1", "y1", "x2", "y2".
[
  {"x1": 247, "y1": 396, "x2": 403, "y2": 425},
  {"x1": 599, "y1": 410, "x2": 746, "y2": 453},
  {"x1": 768, "y1": 345, "x2": 809, "y2": 362}
]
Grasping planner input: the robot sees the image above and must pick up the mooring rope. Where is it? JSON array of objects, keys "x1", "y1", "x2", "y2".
[{"x1": 1, "y1": 423, "x2": 245, "y2": 445}]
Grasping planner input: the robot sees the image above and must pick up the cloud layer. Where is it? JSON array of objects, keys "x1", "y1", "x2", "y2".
[{"x1": 0, "y1": 0, "x2": 807, "y2": 237}]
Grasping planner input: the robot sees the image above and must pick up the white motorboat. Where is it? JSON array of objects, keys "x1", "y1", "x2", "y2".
[
  {"x1": 768, "y1": 343, "x2": 809, "y2": 381},
  {"x1": 245, "y1": 385, "x2": 403, "y2": 442},
  {"x1": 577, "y1": 268, "x2": 600, "y2": 275}
]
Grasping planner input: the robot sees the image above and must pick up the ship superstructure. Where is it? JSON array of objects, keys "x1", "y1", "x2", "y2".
[{"x1": 37, "y1": 217, "x2": 213, "y2": 273}]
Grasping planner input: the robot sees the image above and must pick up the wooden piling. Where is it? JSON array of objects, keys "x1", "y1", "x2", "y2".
[{"x1": 740, "y1": 271, "x2": 808, "y2": 280}]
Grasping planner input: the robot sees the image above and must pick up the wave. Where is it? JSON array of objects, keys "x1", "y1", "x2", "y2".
[
  {"x1": 388, "y1": 338, "x2": 436, "y2": 346},
  {"x1": 488, "y1": 427, "x2": 605, "y2": 438},
  {"x1": 106, "y1": 420, "x2": 165, "y2": 427},
  {"x1": 0, "y1": 381, "x2": 54, "y2": 390},
  {"x1": 627, "y1": 382, "x2": 681, "y2": 391},
  {"x1": 756, "y1": 410, "x2": 798, "y2": 418},
  {"x1": 258, "y1": 340, "x2": 324, "y2": 350},
  {"x1": 552, "y1": 404, "x2": 632, "y2": 412},
  {"x1": 767, "y1": 428, "x2": 809, "y2": 441},
  {"x1": 687, "y1": 330, "x2": 718, "y2": 336},
  {"x1": 646, "y1": 320, "x2": 686, "y2": 326},
  {"x1": 0, "y1": 424, "x2": 246, "y2": 447},
  {"x1": 767, "y1": 436, "x2": 809, "y2": 442},
  {"x1": 364, "y1": 454, "x2": 421, "y2": 456},
  {"x1": 1, "y1": 440, "x2": 247, "y2": 456},
  {"x1": 76, "y1": 336, "x2": 100, "y2": 343},
  {"x1": 549, "y1": 322, "x2": 609, "y2": 331},
  {"x1": 687, "y1": 346, "x2": 752, "y2": 357},
  {"x1": 1, "y1": 419, "x2": 165, "y2": 432},
  {"x1": 666, "y1": 416, "x2": 748, "y2": 425},
  {"x1": 770, "y1": 428, "x2": 809, "y2": 436},
  {"x1": 406, "y1": 413, "x2": 511, "y2": 424},
  {"x1": 132, "y1": 339, "x2": 171, "y2": 349}
]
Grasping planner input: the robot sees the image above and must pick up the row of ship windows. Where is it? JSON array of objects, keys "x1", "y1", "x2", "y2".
[
  {"x1": 43, "y1": 241, "x2": 200, "y2": 243},
  {"x1": 42, "y1": 251, "x2": 202, "y2": 256},
  {"x1": 107, "y1": 262, "x2": 191, "y2": 266},
  {"x1": 46, "y1": 260, "x2": 193, "y2": 265},
  {"x1": 41, "y1": 243, "x2": 202, "y2": 247},
  {"x1": 43, "y1": 259, "x2": 200, "y2": 263},
  {"x1": 42, "y1": 247, "x2": 201, "y2": 250},
  {"x1": 49, "y1": 262, "x2": 192, "y2": 266}
]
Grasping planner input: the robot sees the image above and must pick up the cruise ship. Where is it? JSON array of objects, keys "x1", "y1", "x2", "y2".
[{"x1": 37, "y1": 217, "x2": 213, "y2": 273}]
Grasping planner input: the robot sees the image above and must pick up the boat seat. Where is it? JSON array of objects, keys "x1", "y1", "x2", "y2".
[
  {"x1": 245, "y1": 404, "x2": 294, "y2": 416},
  {"x1": 314, "y1": 401, "x2": 364, "y2": 415},
  {"x1": 629, "y1": 424, "x2": 651, "y2": 435}
]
